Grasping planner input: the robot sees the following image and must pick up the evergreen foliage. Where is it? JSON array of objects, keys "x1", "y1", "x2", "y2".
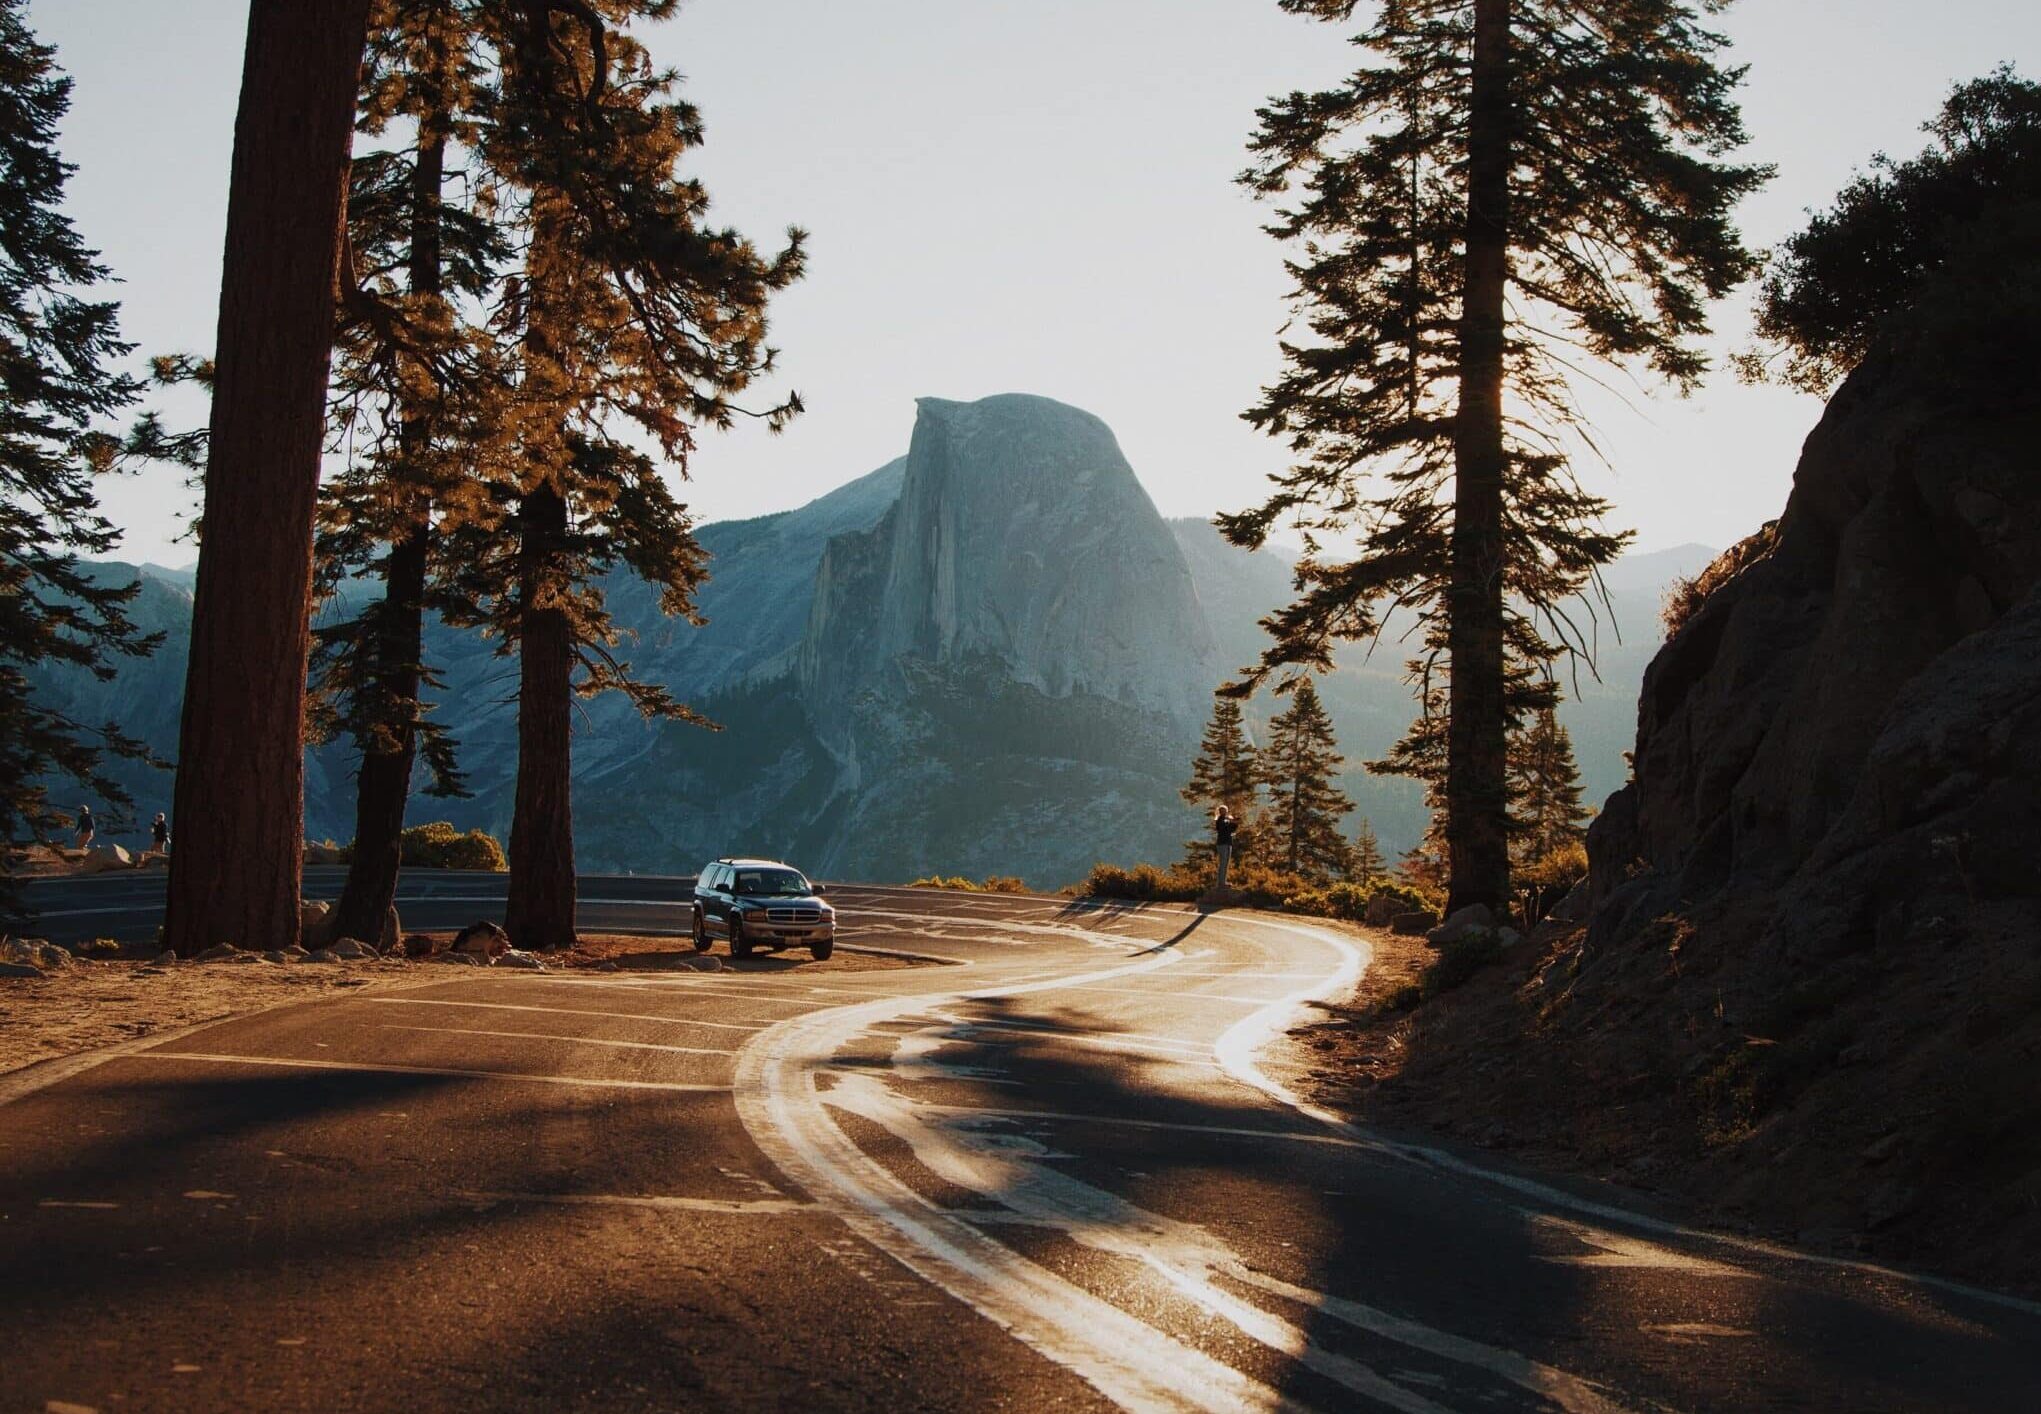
[
  {"x1": 1351, "y1": 816, "x2": 1386, "y2": 883},
  {"x1": 1509, "y1": 701, "x2": 1590, "y2": 864},
  {"x1": 1228, "y1": 0, "x2": 1766, "y2": 911},
  {"x1": 0, "y1": 1, "x2": 157, "y2": 909},
  {"x1": 1740, "y1": 66, "x2": 2041, "y2": 395},
  {"x1": 1259, "y1": 678, "x2": 1355, "y2": 882},
  {"x1": 1180, "y1": 693, "x2": 1260, "y2": 863}
]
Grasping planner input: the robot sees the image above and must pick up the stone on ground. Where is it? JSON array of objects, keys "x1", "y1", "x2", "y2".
[{"x1": 452, "y1": 920, "x2": 511, "y2": 959}]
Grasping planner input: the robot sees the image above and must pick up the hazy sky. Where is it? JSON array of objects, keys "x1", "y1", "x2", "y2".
[{"x1": 31, "y1": 1, "x2": 2041, "y2": 567}]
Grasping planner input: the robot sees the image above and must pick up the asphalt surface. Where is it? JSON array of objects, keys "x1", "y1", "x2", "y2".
[{"x1": 4, "y1": 875, "x2": 2038, "y2": 1412}]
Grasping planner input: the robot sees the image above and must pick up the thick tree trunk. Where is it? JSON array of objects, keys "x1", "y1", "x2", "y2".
[
  {"x1": 504, "y1": 487, "x2": 577, "y2": 951},
  {"x1": 329, "y1": 126, "x2": 447, "y2": 947},
  {"x1": 165, "y1": 0, "x2": 372, "y2": 956},
  {"x1": 1445, "y1": 0, "x2": 1514, "y2": 916}
]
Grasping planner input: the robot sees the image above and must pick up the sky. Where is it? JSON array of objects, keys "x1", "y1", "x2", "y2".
[{"x1": 30, "y1": 0, "x2": 2041, "y2": 568}]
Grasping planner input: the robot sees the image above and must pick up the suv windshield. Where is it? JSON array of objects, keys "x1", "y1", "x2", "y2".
[{"x1": 732, "y1": 868, "x2": 810, "y2": 897}]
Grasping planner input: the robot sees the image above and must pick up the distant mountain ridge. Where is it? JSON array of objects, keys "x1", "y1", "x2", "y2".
[{"x1": 42, "y1": 395, "x2": 1710, "y2": 882}]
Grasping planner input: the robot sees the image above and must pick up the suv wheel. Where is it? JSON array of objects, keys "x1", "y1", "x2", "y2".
[
  {"x1": 690, "y1": 906, "x2": 709, "y2": 952},
  {"x1": 729, "y1": 916, "x2": 755, "y2": 959},
  {"x1": 809, "y1": 938, "x2": 834, "y2": 962}
]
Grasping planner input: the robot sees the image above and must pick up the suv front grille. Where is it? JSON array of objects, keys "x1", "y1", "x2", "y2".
[{"x1": 767, "y1": 906, "x2": 822, "y2": 925}]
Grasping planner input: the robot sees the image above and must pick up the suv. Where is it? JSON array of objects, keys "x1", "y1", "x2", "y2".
[{"x1": 692, "y1": 858, "x2": 836, "y2": 961}]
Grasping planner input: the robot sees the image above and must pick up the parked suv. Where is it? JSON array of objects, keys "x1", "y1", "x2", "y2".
[{"x1": 692, "y1": 858, "x2": 836, "y2": 961}]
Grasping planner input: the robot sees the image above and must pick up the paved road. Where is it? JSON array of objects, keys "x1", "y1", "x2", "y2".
[{"x1": 4, "y1": 880, "x2": 2037, "y2": 1412}]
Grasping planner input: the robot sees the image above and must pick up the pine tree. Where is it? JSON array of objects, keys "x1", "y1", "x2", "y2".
[
  {"x1": 0, "y1": 1, "x2": 158, "y2": 916},
  {"x1": 314, "y1": 0, "x2": 505, "y2": 947},
  {"x1": 472, "y1": 0, "x2": 804, "y2": 949},
  {"x1": 1225, "y1": 0, "x2": 1766, "y2": 914},
  {"x1": 1509, "y1": 701, "x2": 1589, "y2": 864},
  {"x1": 1351, "y1": 817, "x2": 1386, "y2": 883},
  {"x1": 1260, "y1": 678, "x2": 1356, "y2": 882},
  {"x1": 1181, "y1": 693, "x2": 1260, "y2": 865},
  {"x1": 164, "y1": 0, "x2": 374, "y2": 955}
]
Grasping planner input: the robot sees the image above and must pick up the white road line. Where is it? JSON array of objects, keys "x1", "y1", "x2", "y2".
[
  {"x1": 130, "y1": 1052, "x2": 730, "y2": 1093},
  {"x1": 929, "y1": 1025, "x2": 1219, "y2": 1067},
  {"x1": 919, "y1": 1104, "x2": 1376, "y2": 1150},
  {"x1": 932, "y1": 1018, "x2": 1212, "y2": 1055},
  {"x1": 458, "y1": 1190, "x2": 814, "y2": 1215},
  {"x1": 378, "y1": 1025, "x2": 736, "y2": 1058},
  {"x1": 363, "y1": 996, "x2": 773, "y2": 1033}
]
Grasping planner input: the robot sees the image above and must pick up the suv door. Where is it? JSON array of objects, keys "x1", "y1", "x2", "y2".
[{"x1": 695, "y1": 863, "x2": 724, "y2": 935}]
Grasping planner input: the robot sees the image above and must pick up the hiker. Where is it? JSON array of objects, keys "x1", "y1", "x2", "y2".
[
  {"x1": 151, "y1": 811, "x2": 170, "y2": 854},
  {"x1": 74, "y1": 804, "x2": 95, "y2": 851},
  {"x1": 1213, "y1": 805, "x2": 1238, "y2": 891}
]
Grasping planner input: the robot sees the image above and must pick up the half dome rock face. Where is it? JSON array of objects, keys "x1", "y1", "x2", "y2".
[{"x1": 801, "y1": 394, "x2": 1214, "y2": 724}]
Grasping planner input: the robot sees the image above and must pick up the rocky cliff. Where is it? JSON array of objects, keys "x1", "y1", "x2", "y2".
[{"x1": 1334, "y1": 311, "x2": 2041, "y2": 1294}]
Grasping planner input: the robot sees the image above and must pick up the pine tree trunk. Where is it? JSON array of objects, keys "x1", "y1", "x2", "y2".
[
  {"x1": 504, "y1": 486, "x2": 577, "y2": 951},
  {"x1": 328, "y1": 126, "x2": 447, "y2": 948},
  {"x1": 328, "y1": 528, "x2": 427, "y2": 944},
  {"x1": 165, "y1": 0, "x2": 371, "y2": 956},
  {"x1": 1444, "y1": 0, "x2": 1514, "y2": 916}
]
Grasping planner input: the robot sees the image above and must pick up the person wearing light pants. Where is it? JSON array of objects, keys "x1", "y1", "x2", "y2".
[{"x1": 1213, "y1": 805, "x2": 1238, "y2": 891}]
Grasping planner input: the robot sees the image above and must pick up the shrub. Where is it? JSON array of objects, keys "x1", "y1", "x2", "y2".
[
  {"x1": 397, "y1": 821, "x2": 507, "y2": 871},
  {"x1": 1080, "y1": 861, "x2": 1204, "y2": 902},
  {"x1": 979, "y1": 875, "x2": 1027, "y2": 894},
  {"x1": 1515, "y1": 840, "x2": 1589, "y2": 925},
  {"x1": 1419, "y1": 930, "x2": 1505, "y2": 999},
  {"x1": 909, "y1": 875, "x2": 980, "y2": 891},
  {"x1": 1662, "y1": 520, "x2": 1779, "y2": 638}
]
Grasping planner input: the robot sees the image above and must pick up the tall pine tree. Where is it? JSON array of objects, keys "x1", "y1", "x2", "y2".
[
  {"x1": 1260, "y1": 677, "x2": 1355, "y2": 882},
  {"x1": 0, "y1": 0, "x2": 157, "y2": 915},
  {"x1": 473, "y1": 0, "x2": 804, "y2": 949},
  {"x1": 1181, "y1": 692, "x2": 1260, "y2": 866},
  {"x1": 1351, "y1": 817, "x2": 1386, "y2": 883},
  {"x1": 1225, "y1": 0, "x2": 1766, "y2": 914},
  {"x1": 1509, "y1": 701, "x2": 1589, "y2": 864}
]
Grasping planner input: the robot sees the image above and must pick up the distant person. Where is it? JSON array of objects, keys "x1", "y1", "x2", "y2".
[
  {"x1": 1212, "y1": 805, "x2": 1238, "y2": 891},
  {"x1": 151, "y1": 811, "x2": 170, "y2": 854},
  {"x1": 74, "y1": 804, "x2": 95, "y2": 852}
]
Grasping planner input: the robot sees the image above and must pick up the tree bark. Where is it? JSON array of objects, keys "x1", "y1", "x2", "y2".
[
  {"x1": 1445, "y1": 0, "x2": 1513, "y2": 916},
  {"x1": 329, "y1": 124, "x2": 447, "y2": 948},
  {"x1": 165, "y1": 0, "x2": 372, "y2": 956},
  {"x1": 503, "y1": 486, "x2": 577, "y2": 951}
]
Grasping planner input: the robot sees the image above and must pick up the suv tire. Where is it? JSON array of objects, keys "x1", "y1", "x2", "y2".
[
  {"x1": 729, "y1": 916, "x2": 755, "y2": 959},
  {"x1": 809, "y1": 938, "x2": 834, "y2": 962},
  {"x1": 690, "y1": 907, "x2": 710, "y2": 952}
]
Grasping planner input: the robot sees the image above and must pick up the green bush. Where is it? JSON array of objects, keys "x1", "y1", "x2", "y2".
[
  {"x1": 1080, "y1": 861, "x2": 1205, "y2": 902},
  {"x1": 909, "y1": 875, "x2": 979, "y2": 891},
  {"x1": 398, "y1": 821, "x2": 507, "y2": 871},
  {"x1": 980, "y1": 875, "x2": 1027, "y2": 894},
  {"x1": 1419, "y1": 931, "x2": 1505, "y2": 999}
]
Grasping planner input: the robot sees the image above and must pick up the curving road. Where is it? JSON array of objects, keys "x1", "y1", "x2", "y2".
[{"x1": 3, "y1": 878, "x2": 2037, "y2": 1412}]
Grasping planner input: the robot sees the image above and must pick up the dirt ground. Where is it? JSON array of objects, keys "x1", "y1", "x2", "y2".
[{"x1": 0, "y1": 933, "x2": 924, "y2": 1079}]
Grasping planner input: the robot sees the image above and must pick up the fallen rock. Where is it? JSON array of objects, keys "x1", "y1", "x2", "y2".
[
  {"x1": 452, "y1": 920, "x2": 510, "y2": 959},
  {"x1": 1426, "y1": 904, "x2": 1495, "y2": 948},
  {"x1": 74, "y1": 843, "x2": 135, "y2": 875},
  {"x1": 262, "y1": 950, "x2": 290, "y2": 964},
  {"x1": 0, "y1": 961, "x2": 42, "y2": 979},
  {"x1": 1389, "y1": 910, "x2": 1438, "y2": 936},
  {"x1": 1547, "y1": 880, "x2": 1592, "y2": 923},
  {"x1": 306, "y1": 948, "x2": 341, "y2": 964},
  {"x1": 276, "y1": 944, "x2": 311, "y2": 962},
  {"x1": 433, "y1": 951, "x2": 485, "y2": 966},
  {"x1": 0, "y1": 937, "x2": 71, "y2": 972},
  {"x1": 682, "y1": 955, "x2": 724, "y2": 973},
  {"x1": 1362, "y1": 894, "x2": 1399, "y2": 927},
  {"x1": 401, "y1": 932, "x2": 444, "y2": 958},
  {"x1": 299, "y1": 900, "x2": 333, "y2": 949},
  {"x1": 193, "y1": 944, "x2": 242, "y2": 963},
  {"x1": 227, "y1": 953, "x2": 271, "y2": 965},
  {"x1": 328, "y1": 938, "x2": 378, "y2": 960},
  {"x1": 595, "y1": 960, "x2": 620, "y2": 972},
  {"x1": 149, "y1": 949, "x2": 178, "y2": 966},
  {"x1": 498, "y1": 949, "x2": 545, "y2": 970}
]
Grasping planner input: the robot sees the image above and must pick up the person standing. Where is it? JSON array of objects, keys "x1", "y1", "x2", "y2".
[
  {"x1": 151, "y1": 812, "x2": 171, "y2": 855},
  {"x1": 1213, "y1": 805, "x2": 1238, "y2": 892},
  {"x1": 74, "y1": 804, "x2": 95, "y2": 852}
]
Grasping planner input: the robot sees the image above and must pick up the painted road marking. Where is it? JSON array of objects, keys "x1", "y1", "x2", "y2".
[
  {"x1": 129, "y1": 1052, "x2": 731, "y2": 1093},
  {"x1": 378, "y1": 1025, "x2": 736, "y2": 1057},
  {"x1": 363, "y1": 996, "x2": 774, "y2": 1033},
  {"x1": 458, "y1": 1191, "x2": 814, "y2": 1215},
  {"x1": 918, "y1": 1104, "x2": 1375, "y2": 1150}
]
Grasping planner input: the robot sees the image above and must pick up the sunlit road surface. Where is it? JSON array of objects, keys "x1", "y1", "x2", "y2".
[{"x1": 4, "y1": 881, "x2": 2038, "y2": 1412}]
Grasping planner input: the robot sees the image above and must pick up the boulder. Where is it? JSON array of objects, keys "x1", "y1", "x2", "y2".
[
  {"x1": 193, "y1": 944, "x2": 241, "y2": 962},
  {"x1": 433, "y1": 951, "x2": 485, "y2": 966},
  {"x1": 452, "y1": 921, "x2": 511, "y2": 959},
  {"x1": 74, "y1": 844, "x2": 133, "y2": 876},
  {"x1": 498, "y1": 949, "x2": 545, "y2": 970},
  {"x1": 1425, "y1": 904, "x2": 1494, "y2": 948},
  {"x1": 1389, "y1": 910, "x2": 1437, "y2": 936},
  {"x1": 681, "y1": 955, "x2": 724, "y2": 973},
  {"x1": 328, "y1": 938, "x2": 378, "y2": 960},
  {"x1": 306, "y1": 948, "x2": 342, "y2": 964},
  {"x1": 0, "y1": 961, "x2": 40, "y2": 979},
  {"x1": 1547, "y1": 880, "x2": 1593, "y2": 924},
  {"x1": 299, "y1": 900, "x2": 333, "y2": 949},
  {"x1": 0, "y1": 937, "x2": 70, "y2": 972}
]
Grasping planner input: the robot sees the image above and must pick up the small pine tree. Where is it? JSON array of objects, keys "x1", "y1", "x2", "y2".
[
  {"x1": 1181, "y1": 693, "x2": 1260, "y2": 865},
  {"x1": 1351, "y1": 817, "x2": 1386, "y2": 884},
  {"x1": 1510, "y1": 702, "x2": 1590, "y2": 865},
  {"x1": 1260, "y1": 678, "x2": 1355, "y2": 882},
  {"x1": 0, "y1": 2, "x2": 158, "y2": 915}
]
